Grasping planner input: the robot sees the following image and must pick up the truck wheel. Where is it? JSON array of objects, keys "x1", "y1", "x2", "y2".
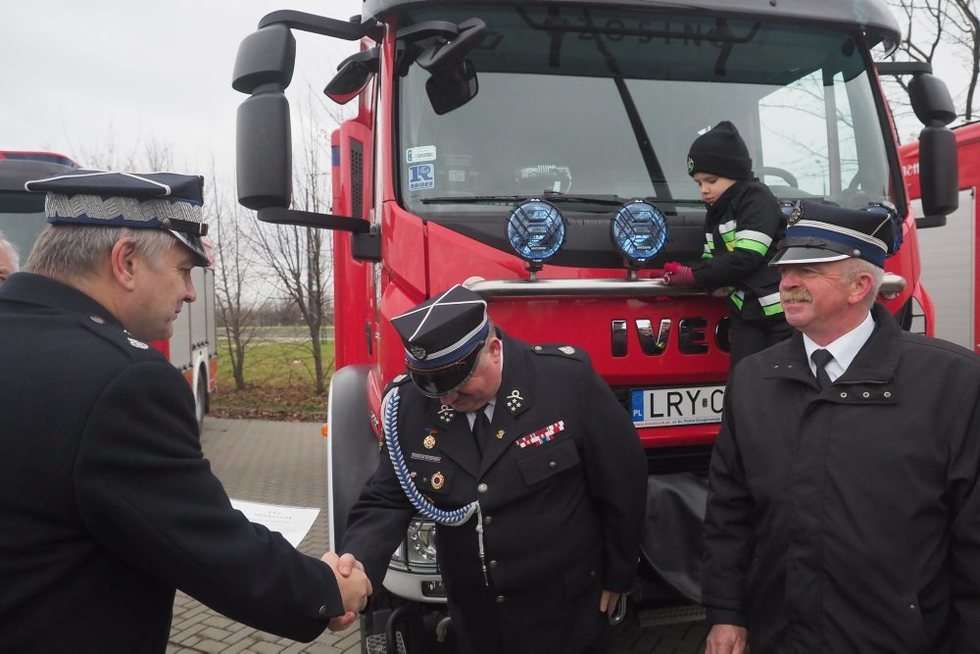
[
  {"x1": 194, "y1": 368, "x2": 208, "y2": 428},
  {"x1": 327, "y1": 365, "x2": 379, "y2": 551}
]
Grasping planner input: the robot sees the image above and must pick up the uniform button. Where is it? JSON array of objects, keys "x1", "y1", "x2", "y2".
[
  {"x1": 589, "y1": 569, "x2": 597, "y2": 577},
  {"x1": 477, "y1": 482, "x2": 488, "y2": 493},
  {"x1": 840, "y1": 392, "x2": 848, "y2": 399},
  {"x1": 489, "y1": 560, "x2": 498, "y2": 569},
  {"x1": 909, "y1": 602, "x2": 918, "y2": 610},
  {"x1": 484, "y1": 515, "x2": 493, "y2": 525},
  {"x1": 862, "y1": 391, "x2": 870, "y2": 398},
  {"x1": 496, "y1": 595, "x2": 506, "y2": 604},
  {"x1": 548, "y1": 460, "x2": 558, "y2": 469},
  {"x1": 884, "y1": 391, "x2": 893, "y2": 398},
  {"x1": 318, "y1": 605, "x2": 330, "y2": 618}
]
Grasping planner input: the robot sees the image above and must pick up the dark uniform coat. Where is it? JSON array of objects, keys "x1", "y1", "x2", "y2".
[
  {"x1": 343, "y1": 331, "x2": 646, "y2": 654},
  {"x1": 703, "y1": 304, "x2": 980, "y2": 653},
  {"x1": 0, "y1": 273, "x2": 343, "y2": 653}
]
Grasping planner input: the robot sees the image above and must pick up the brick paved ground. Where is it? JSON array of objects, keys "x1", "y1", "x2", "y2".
[
  {"x1": 166, "y1": 417, "x2": 359, "y2": 654},
  {"x1": 166, "y1": 417, "x2": 707, "y2": 654}
]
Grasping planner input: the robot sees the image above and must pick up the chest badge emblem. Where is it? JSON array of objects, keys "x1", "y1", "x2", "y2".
[
  {"x1": 423, "y1": 433, "x2": 437, "y2": 449},
  {"x1": 431, "y1": 471, "x2": 446, "y2": 490}
]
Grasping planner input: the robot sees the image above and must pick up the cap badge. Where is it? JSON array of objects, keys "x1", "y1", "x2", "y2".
[
  {"x1": 431, "y1": 471, "x2": 446, "y2": 490},
  {"x1": 687, "y1": 155, "x2": 695, "y2": 174},
  {"x1": 558, "y1": 345, "x2": 576, "y2": 355},
  {"x1": 409, "y1": 345, "x2": 428, "y2": 360},
  {"x1": 423, "y1": 433, "x2": 437, "y2": 449},
  {"x1": 787, "y1": 204, "x2": 803, "y2": 225}
]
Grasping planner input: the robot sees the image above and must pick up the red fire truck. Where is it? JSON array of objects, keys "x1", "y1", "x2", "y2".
[
  {"x1": 901, "y1": 121, "x2": 980, "y2": 350},
  {"x1": 0, "y1": 151, "x2": 218, "y2": 424},
  {"x1": 233, "y1": 1, "x2": 958, "y2": 649}
]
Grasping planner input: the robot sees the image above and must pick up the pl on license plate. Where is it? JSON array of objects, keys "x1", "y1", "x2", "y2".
[{"x1": 630, "y1": 385, "x2": 725, "y2": 427}]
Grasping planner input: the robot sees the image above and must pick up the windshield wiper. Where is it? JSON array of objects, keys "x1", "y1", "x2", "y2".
[{"x1": 421, "y1": 192, "x2": 628, "y2": 208}]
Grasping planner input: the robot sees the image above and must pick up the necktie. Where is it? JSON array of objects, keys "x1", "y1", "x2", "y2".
[
  {"x1": 811, "y1": 349, "x2": 834, "y2": 390},
  {"x1": 472, "y1": 409, "x2": 491, "y2": 457}
]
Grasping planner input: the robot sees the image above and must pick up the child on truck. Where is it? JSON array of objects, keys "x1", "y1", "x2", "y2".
[{"x1": 663, "y1": 121, "x2": 792, "y2": 365}]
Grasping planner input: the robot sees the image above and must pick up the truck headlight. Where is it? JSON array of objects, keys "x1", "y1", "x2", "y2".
[
  {"x1": 507, "y1": 200, "x2": 566, "y2": 264},
  {"x1": 610, "y1": 200, "x2": 668, "y2": 267},
  {"x1": 406, "y1": 518, "x2": 438, "y2": 570}
]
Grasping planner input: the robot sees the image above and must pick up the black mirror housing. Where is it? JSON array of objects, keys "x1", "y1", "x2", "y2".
[
  {"x1": 232, "y1": 25, "x2": 296, "y2": 94},
  {"x1": 237, "y1": 90, "x2": 292, "y2": 210},
  {"x1": 426, "y1": 59, "x2": 479, "y2": 115},
  {"x1": 325, "y1": 48, "x2": 380, "y2": 104},
  {"x1": 918, "y1": 125, "x2": 958, "y2": 217},
  {"x1": 909, "y1": 73, "x2": 956, "y2": 126}
]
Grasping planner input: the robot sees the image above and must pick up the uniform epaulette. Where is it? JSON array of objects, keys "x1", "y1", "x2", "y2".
[
  {"x1": 387, "y1": 373, "x2": 411, "y2": 390},
  {"x1": 530, "y1": 344, "x2": 589, "y2": 363},
  {"x1": 76, "y1": 314, "x2": 159, "y2": 360}
]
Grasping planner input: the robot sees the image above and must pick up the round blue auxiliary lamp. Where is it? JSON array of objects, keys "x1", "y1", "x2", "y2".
[
  {"x1": 507, "y1": 200, "x2": 567, "y2": 277},
  {"x1": 610, "y1": 201, "x2": 669, "y2": 272}
]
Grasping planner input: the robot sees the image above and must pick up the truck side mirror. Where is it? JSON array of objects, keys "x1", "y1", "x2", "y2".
[
  {"x1": 417, "y1": 17, "x2": 485, "y2": 115},
  {"x1": 909, "y1": 74, "x2": 958, "y2": 218},
  {"x1": 426, "y1": 59, "x2": 479, "y2": 115},
  {"x1": 918, "y1": 126, "x2": 958, "y2": 218},
  {"x1": 908, "y1": 73, "x2": 957, "y2": 127},
  {"x1": 232, "y1": 24, "x2": 296, "y2": 95},
  {"x1": 325, "y1": 48, "x2": 380, "y2": 105},
  {"x1": 234, "y1": 24, "x2": 296, "y2": 210}
]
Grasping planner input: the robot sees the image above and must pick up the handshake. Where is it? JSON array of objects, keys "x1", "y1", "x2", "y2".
[{"x1": 321, "y1": 551, "x2": 373, "y2": 632}]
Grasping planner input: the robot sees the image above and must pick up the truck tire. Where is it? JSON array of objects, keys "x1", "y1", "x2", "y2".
[
  {"x1": 194, "y1": 367, "x2": 208, "y2": 428},
  {"x1": 327, "y1": 364, "x2": 380, "y2": 551}
]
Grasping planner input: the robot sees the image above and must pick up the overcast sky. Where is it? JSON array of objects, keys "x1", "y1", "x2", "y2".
[
  {"x1": 2, "y1": 2, "x2": 972, "y2": 186},
  {"x1": 1, "y1": 0, "x2": 362, "y2": 186}
]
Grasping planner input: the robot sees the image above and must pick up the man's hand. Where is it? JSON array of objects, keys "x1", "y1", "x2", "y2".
[
  {"x1": 705, "y1": 624, "x2": 748, "y2": 654},
  {"x1": 321, "y1": 551, "x2": 372, "y2": 631},
  {"x1": 663, "y1": 261, "x2": 696, "y2": 286},
  {"x1": 599, "y1": 590, "x2": 621, "y2": 617}
]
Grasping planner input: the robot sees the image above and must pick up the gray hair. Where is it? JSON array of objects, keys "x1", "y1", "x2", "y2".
[
  {"x1": 845, "y1": 258, "x2": 884, "y2": 307},
  {"x1": 26, "y1": 224, "x2": 176, "y2": 279},
  {"x1": 0, "y1": 232, "x2": 18, "y2": 272}
]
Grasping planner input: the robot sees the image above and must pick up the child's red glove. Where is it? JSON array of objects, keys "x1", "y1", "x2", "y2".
[{"x1": 663, "y1": 261, "x2": 696, "y2": 286}]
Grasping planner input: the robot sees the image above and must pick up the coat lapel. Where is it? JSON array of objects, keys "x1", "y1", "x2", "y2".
[
  {"x1": 479, "y1": 337, "x2": 535, "y2": 477},
  {"x1": 425, "y1": 401, "x2": 480, "y2": 478}
]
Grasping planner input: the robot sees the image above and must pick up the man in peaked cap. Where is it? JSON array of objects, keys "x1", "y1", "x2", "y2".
[
  {"x1": 337, "y1": 284, "x2": 647, "y2": 654},
  {"x1": 0, "y1": 170, "x2": 371, "y2": 653},
  {"x1": 702, "y1": 200, "x2": 980, "y2": 653}
]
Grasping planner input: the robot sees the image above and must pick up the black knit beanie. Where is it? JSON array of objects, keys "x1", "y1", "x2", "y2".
[{"x1": 686, "y1": 121, "x2": 753, "y2": 181}]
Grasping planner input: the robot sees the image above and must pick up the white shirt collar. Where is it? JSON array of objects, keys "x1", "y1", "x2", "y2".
[
  {"x1": 466, "y1": 342, "x2": 502, "y2": 428},
  {"x1": 802, "y1": 311, "x2": 875, "y2": 383}
]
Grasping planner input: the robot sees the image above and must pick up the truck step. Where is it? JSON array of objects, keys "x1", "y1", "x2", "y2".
[{"x1": 363, "y1": 632, "x2": 407, "y2": 654}]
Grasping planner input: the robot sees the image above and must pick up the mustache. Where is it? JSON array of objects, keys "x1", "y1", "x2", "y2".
[{"x1": 780, "y1": 289, "x2": 812, "y2": 303}]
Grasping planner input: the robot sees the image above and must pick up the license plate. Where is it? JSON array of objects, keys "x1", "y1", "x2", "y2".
[{"x1": 630, "y1": 385, "x2": 725, "y2": 427}]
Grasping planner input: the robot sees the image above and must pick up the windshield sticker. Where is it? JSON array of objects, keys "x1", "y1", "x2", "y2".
[
  {"x1": 408, "y1": 163, "x2": 436, "y2": 191},
  {"x1": 449, "y1": 169, "x2": 466, "y2": 183},
  {"x1": 406, "y1": 145, "x2": 437, "y2": 164}
]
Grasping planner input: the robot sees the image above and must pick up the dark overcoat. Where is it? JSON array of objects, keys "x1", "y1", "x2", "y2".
[
  {"x1": 343, "y1": 331, "x2": 647, "y2": 654},
  {"x1": 703, "y1": 304, "x2": 980, "y2": 653},
  {"x1": 0, "y1": 273, "x2": 343, "y2": 653}
]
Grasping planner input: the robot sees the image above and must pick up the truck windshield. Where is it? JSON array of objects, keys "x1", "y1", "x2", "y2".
[
  {"x1": 0, "y1": 192, "x2": 46, "y2": 261},
  {"x1": 398, "y1": 6, "x2": 895, "y2": 217}
]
